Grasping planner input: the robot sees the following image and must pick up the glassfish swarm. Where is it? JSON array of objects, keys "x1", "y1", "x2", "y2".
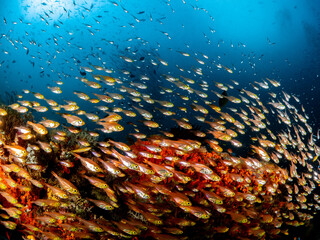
[
  {"x1": 0, "y1": 6, "x2": 318, "y2": 239},
  {"x1": 0, "y1": 71, "x2": 319, "y2": 240}
]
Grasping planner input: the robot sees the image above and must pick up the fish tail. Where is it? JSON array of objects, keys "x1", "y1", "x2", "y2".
[
  {"x1": 56, "y1": 112, "x2": 64, "y2": 117},
  {"x1": 71, "y1": 152, "x2": 79, "y2": 158},
  {"x1": 111, "y1": 148, "x2": 119, "y2": 157},
  {"x1": 51, "y1": 171, "x2": 58, "y2": 179}
]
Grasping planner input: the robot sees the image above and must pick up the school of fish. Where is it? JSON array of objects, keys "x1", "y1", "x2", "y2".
[{"x1": 0, "y1": 0, "x2": 318, "y2": 240}]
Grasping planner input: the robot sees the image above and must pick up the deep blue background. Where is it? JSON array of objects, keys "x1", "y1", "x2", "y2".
[{"x1": 0, "y1": 0, "x2": 319, "y2": 131}]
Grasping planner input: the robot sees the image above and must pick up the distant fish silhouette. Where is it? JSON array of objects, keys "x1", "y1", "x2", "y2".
[
  {"x1": 218, "y1": 91, "x2": 228, "y2": 108},
  {"x1": 80, "y1": 71, "x2": 86, "y2": 76}
]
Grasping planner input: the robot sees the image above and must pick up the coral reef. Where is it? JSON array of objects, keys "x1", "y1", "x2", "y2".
[{"x1": 0, "y1": 118, "x2": 316, "y2": 239}]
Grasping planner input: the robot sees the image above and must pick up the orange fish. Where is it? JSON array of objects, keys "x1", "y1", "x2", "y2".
[
  {"x1": 146, "y1": 161, "x2": 173, "y2": 178},
  {"x1": 61, "y1": 114, "x2": 85, "y2": 126},
  {"x1": 77, "y1": 217, "x2": 104, "y2": 232},
  {"x1": 97, "y1": 158, "x2": 125, "y2": 177},
  {"x1": 167, "y1": 191, "x2": 192, "y2": 206},
  {"x1": 45, "y1": 183, "x2": 68, "y2": 199},
  {"x1": 0, "y1": 221, "x2": 17, "y2": 230},
  {"x1": 201, "y1": 189, "x2": 223, "y2": 204},
  {"x1": 0, "y1": 192, "x2": 18, "y2": 204},
  {"x1": 88, "y1": 198, "x2": 114, "y2": 210},
  {"x1": 112, "y1": 221, "x2": 140, "y2": 235},
  {"x1": 27, "y1": 121, "x2": 48, "y2": 135},
  {"x1": 215, "y1": 185, "x2": 235, "y2": 197},
  {"x1": 51, "y1": 171, "x2": 79, "y2": 195},
  {"x1": 37, "y1": 140, "x2": 52, "y2": 153},
  {"x1": 180, "y1": 205, "x2": 211, "y2": 219},
  {"x1": 82, "y1": 175, "x2": 112, "y2": 190},
  {"x1": 228, "y1": 212, "x2": 248, "y2": 223},
  {"x1": 126, "y1": 182, "x2": 150, "y2": 199},
  {"x1": 72, "y1": 153, "x2": 103, "y2": 172},
  {"x1": 111, "y1": 149, "x2": 138, "y2": 170},
  {"x1": 4, "y1": 145, "x2": 28, "y2": 158},
  {"x1": 109, "y1": 140, "x2": 130, "y2": 151}
]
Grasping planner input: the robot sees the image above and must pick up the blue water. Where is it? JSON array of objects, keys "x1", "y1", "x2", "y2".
[
  {"x1": 0, "y1": 0, "x2": 318, "y2": 123},
  {"x1": 0, "y1": 0, "x2": 319, "y2": 238}
]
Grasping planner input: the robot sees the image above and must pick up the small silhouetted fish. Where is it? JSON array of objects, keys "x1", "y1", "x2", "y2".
[
  {"x1": 153, "y1": 70, "x2": 156, "y2": 74},
  {"x1": 137, "y1": 11, "x2": 145, "y2": 14},
  {"x1": 41, "y1": 2, "x2": 47, "y2": 5},
  {"x1": 140, "y1": 57, "x2": 145, "y2": 61},
  {"x1": 12, "y1": 60, "x2": 16, "y2": 63},
  {"x1": 40, "y1": 71, "x2": 44, "y2": 74},
  {"x1": 77, "y1": 60, "x2": 81, "y2": 63},
  {"x1": 26, "y1": 49, "x2": 29, "y2": 55},
  {"x1": 130, "y1": 74, "x2": 135, "y2": 78},
  {"x1": 218, "y1": 91, "x2": 228, "y2": 108},
  {"x1": 80, "y1": 71, "x2": 86, "y2": 76}
]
